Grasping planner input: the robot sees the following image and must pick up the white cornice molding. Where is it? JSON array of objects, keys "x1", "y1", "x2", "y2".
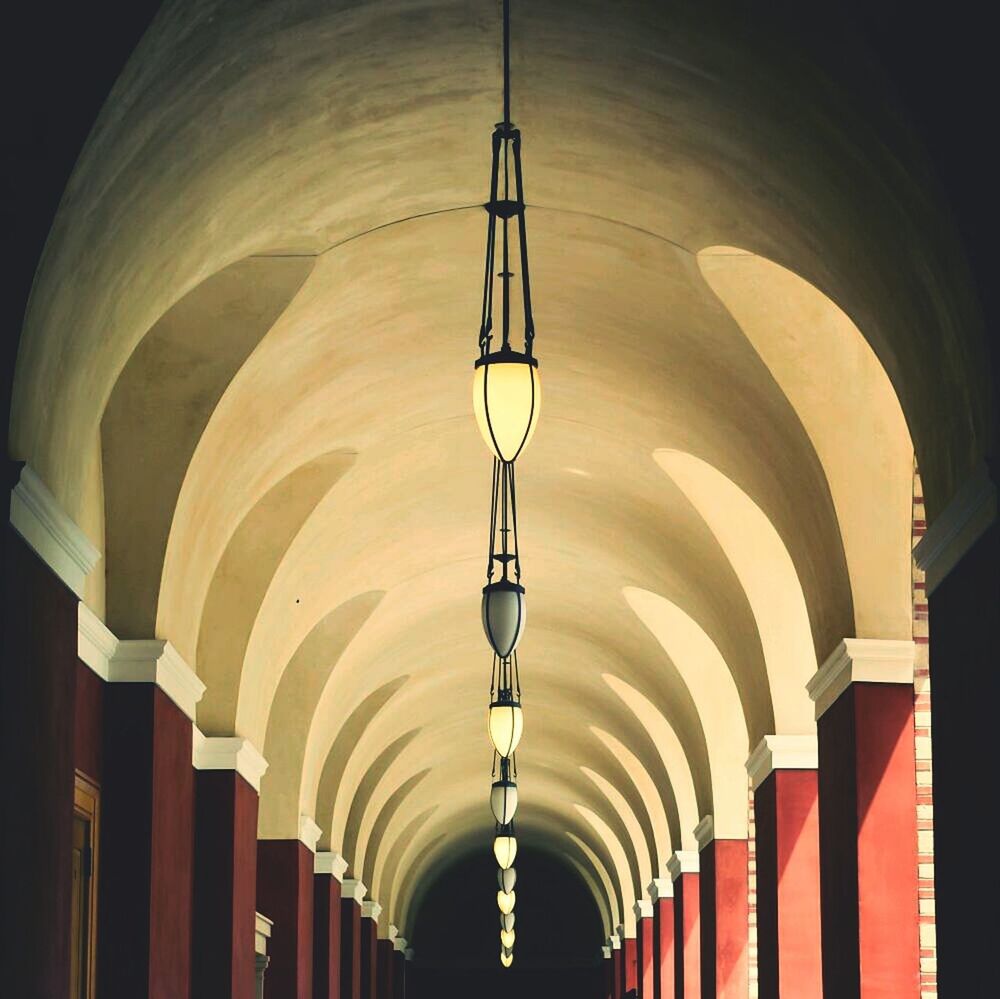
[
  {"x1": 693, "y1": 815, "x2": 714, "y2": 851},
  {"x1": 192, "y1": 732, "x2": 268, "y2": 793},
  {"x1": 633, "y1": 899, "x2": 653, "y2": 920},
  {"x1": 746, "y1": 734, "x2": 818, "y2": 791},
  {"x1": 807, "y1": 638, "x2": 915, "y2": 719},
  {"x1": 9, "y1": 464, "x2": 101, "y2": 598},
  {"x1": 298, "y1": 815, "x2": 322, "y2": 853},
  {"x1": 608, "y1": 934, "x2": 621, "y2": 950},
  {"x1": 342, "y1": 879, "x2": 367, "y2": 903},
  {"x1": 393, "y1": 936, "x2": 408, "y2": 953},
  {"x1": 111, "y1": 639, "x2": 206, "y2": 721},
  {"x1": 666, "y1": 851, "x2": 699, "y2": 880},
  {"x1": 254, "y1": 912, "x2": 273, "y2": 956},
  {"x1": 362, "y1": 900, "x2": 382, "y2": 922},
  {"x1": 315, "y1": 851, "x2": 349, "y2": 881},
  {"x1": 647, "y1": 878, "x2": 673, "y2": 902},
  {"x1": 914, "y1": 462, "x2": 997, "y2": 594},
  {"x1": 601, "y1": 945, "x2": 611, "y2": 960},
  {"x1": 78, "y1": 603, "x2": 116, "y2": 680}
]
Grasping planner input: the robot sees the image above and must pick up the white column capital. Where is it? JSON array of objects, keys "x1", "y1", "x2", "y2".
[
  {"x1": 647, "y1": 878, "x2": 673, "y2": 902},
  {"x1": 807, "y1": 638, "x2": 915, "y2": 719},
  {"x1": 192, "y1": 733, "x2": 268, "y2": 792},
  {"x1": 387, "y1": 924, "x2": 399, "y2": 941},
  {"x1": 362, "y1": 899, "x2": 382, "y2": 922},
  {"x1": 393, "y1": 936, "x2": 408, "y2": 952},
  {"x1": 404, "y1": 948, "x2": 415, "y2": 962},
  {"x1": 298, "y1": 815, "x2": 322, "y2": 853},
  {"x1": 616, "y1": 923, "x2": 634, "y2": 942},
  {"x1": 110, "y1": 639, "x2": 206, "y2": 722},
  {"x1": 693, "y1": 815, "x2": 714, "y2": 851},
  {"x1": 914, "y1": 461, "x2": 996, "y2": 594},
  {"x1": 601, "y1": 945, "x2": 612, "y2": 959},
  {"x1": 607, "y1": 934, "x2": 621, "y2": 950},
  {"x1": 314, "y1": 851, "x2": 349, "y2": 881},
  {"x1": 9, "y1": 464, "x2": 101, "y2": 597},
  {"x1": 633, "y1": 899, "x2": 653, "y2": 920},
  {"x1": 746, "y1": 734, "x2": 819, "y2": 790},
  {"x1": 667, "y1": 851, "x2": 699, "y2": 880},
  {"x1": 254, "y1": 912, "x2": 273, "y2": 956},
  {"x1": 342, "y1": 878, "x2": 367, "y2": 903}
]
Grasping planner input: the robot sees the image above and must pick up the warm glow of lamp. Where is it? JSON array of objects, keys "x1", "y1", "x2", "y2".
[
  {"x1": 501, "y1": 928, "x2": 516, "y2": 949},
  {"x1": 488, "y1": 696, "x2": 523, "y2": 757},
  {"x1": 500, "y1": 950, "x2": 513, "y2": 968},
  {"x1": 497, "y1": 890, "x2": 516, "y2": 914},
  {"x1": 473, "y1": 354, "x2": 541, "y2": 463},
  {"x1": 493, "y1": 831, "x2": 517, "y2": 869}
]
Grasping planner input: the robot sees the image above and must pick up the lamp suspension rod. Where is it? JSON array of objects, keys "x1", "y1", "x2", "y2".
[{"x1": 503, "y1": 0, "x2": 511, "y2": 125}]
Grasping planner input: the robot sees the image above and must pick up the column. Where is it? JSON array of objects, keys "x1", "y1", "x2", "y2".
[
  {"x1": 648, "y1": 878, "x2": 675, "y2": 999},
  {"x1": 314, "y1": 852, "x2": 348, "y2": 999},
  {"x1": 191, "y1": 735, "x2": 268, "y2": 999},
  {"x1": 100, "y1": 642, "x2": 205, "y2": 999},
  {"x1": 377, "y1": 936, "x2": 394, "y2": 999},
  {"x1": 392, "y1": 936, "x2": 408, "y2": 999},
  {"x1": 255, "y1": 914, "x2": 272, "y2": 999},
  {"x1": 256, "y1": 817, "x2": 321, "y2": 999},
  {"x1": 695, "y1": 816, "x2": 748, "y2": 999},
  {"x1": 341, "y1": 879, "x2": 366, "y2": 999},
  {"x1": 361, "y1": 900, "x2": 381, "y2": 999},
  {"x1": 618, "y1": 925, "x2": 638, "y2": 995},
  {"x1": 808, "y1": 638, "x2": 920, "y2": 997},
  {"x1": 635, "y1": 899, "x2": 654, "y2": 999},
  {"x1": 609, "y1": 934, "x2": 623, "y2": 999},
  {"x1": 668, "y1": 851, "x2": 700, "y2": 999},
  {"x1": 748, "y1": 735, "x2": 822, "y2": 998},
  {"x1": 602, "y1": 944, "x2": 614, "y2": 999}
]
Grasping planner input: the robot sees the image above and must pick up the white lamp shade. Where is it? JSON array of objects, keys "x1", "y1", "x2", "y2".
[
  {"x1": 501, "y1": 929, "x2": 516, "y2": 949},
  {"x1": 482, "y1": 582, "x2": 526, "y2": 658},
  {"x1": 473, "y1": 355, "x2": 541, "y2": 463},
  {"x1": 501, "y1": 911, "x2": 515, "y2": 931},
  {"x1": 493, "y1": 834, "x2": 518, "y2": 869},
  {"x1": 491, "y1": 779, "x2": 518, "y2": 825},
  {"x1": 488, "y1": 700, "x2": 523, "y2": 758},
  {"x1": 497, "y1": 890, "x2": 516, "y2": 914},
  {"x1": 500, "y1": 950, "x2": 513, "y2": 968},
  {"x1": 497, "y1": 866, "x2": 517, "y2": 892}
]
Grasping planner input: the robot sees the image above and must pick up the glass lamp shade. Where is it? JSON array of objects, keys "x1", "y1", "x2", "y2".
[
  {"x1": 473, "y1": 352, "x2": 541, "y2": 463},
  {"x1": 497, "y1": 866, "x2": 517, "y2": 893},
  {"x1": 501, "y1": 911, "x2": 515, "y2": 932},
  {"x1": 491, "y1": 778, "x2": 518, "y2": 825},
  {"x1": 493, "y1": 831, "x2": 517, "y2": 869},
  {"x1": 501, "y1": 929, "x2": 516, "y2": 949},
  {"x1": 497, "y1": 890, "x2": 516, "y2": 915},
  {"x1": 500, "y1": 950, "x2": 513, "y2": 968},
  {"x1": 488, "y1": 698, "x2": 523, "y2": 758},
  {"x1": 482, "y1": 580, "x2": 526, "y2": 658}
]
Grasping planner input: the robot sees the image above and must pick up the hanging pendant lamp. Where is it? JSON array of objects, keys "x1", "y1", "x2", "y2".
[
  {"x1": 482, "y1": 460, "x2": 526, "y2": 657},
  {"x1": 501, "y1": 911, "x2": 515, "y2": 931},
  {"x1": 493, "y1": 824, "x2": 518, "y2": 869},
  {"x1": 497, "y1": 865, "x2": 517, "y2": 893},
  {"x1": 500, "y1": 950, "x2": 514, "y2": 968},
  {"x1": 501, "y1": 928, "x2": 516, "y2": 949},
  {"x1": 497, "y1": 889, "x2": 516, "y2": 915},
  {"x1": 491, "y1": 756, "x2": 519, "y2": 823}
]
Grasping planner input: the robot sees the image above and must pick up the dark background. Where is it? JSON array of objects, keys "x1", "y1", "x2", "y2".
[{"x1": 2, "y1": 2, "x2": 995, "y2": 995}]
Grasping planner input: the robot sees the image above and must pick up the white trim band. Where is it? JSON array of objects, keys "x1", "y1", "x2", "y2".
[
  {"x1": 255, "y1": 912, "x2": 273, "y2": 956},
  {"x1": 693, "y1": 815, "x2": 714, "y2": 851},
  {"x1": 111, "y1": 639, "x2": 206, "y2": 721},
  {"x1": 807, "y1": 638, "x2": 915, "y2": 719},
  {"x1": 192, "y1": 733, "x2": 268, "y2": 793},
  {"x1": 746, "y1": 735, "x2": 818, "y2": 791},
  {"x1": 9, "y1": 465, "x2": 101, "y2": 597},
  {"x1": 914, "y1": 462, "x2": 996, "y2": 594},
  {"x1": 314, "y1": 852, "x2": 349, "y2": 881},
  {"x1": 78, "y1": 603, "x2": 117, "y2": 680},
  {"x1": 667, "y1": 851, "x2": 699, "y2": 880},
  {"x1": 648, "y1": 878, "x2": 673, "y2": 902},
  {"x1": 633, "y1": 899, "x2": 653, "y2": 920},
  {"x1": 342, "y1": 879, "x2": 367, "y2": 903},
  {"x1": 298, "y1": 815, "x2": 322, "y2": 853},
  {"x1": 362, "y1": 900, "x2": 382, "y2": 922}
]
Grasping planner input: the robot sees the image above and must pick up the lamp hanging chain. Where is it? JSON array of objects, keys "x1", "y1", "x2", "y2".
[{"x1": 503, "y1": 0, "x2": 511, "y2": 125}]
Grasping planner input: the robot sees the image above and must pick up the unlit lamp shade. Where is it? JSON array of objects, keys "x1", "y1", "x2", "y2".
[
  {"x1": 497, "y1": 866, "x2": 517, "y2": 893},
  {"x1": 491, "y1": 777, "x2": 518, "y2": 825},
  {"x1": 501, "y1": 911, "x2": 515, "y2": 931},
  {"x1": 488, "y1": 698, "x2": 523, "y2": 758},
  {"x1": 473, "y1": 353, "x2": 541, "y2": 463},
  {"x1": 482, "y1": 580, "x2": 526, "y2": 658}
]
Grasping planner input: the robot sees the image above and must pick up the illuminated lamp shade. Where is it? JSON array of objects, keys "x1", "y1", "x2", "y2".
[
  {"x1": 500, "y1": 950, "x2": 513, "y2": 969},
  {"x1": 473, "y1": 352, "x2": 541, "y2": 463},
  {"x1": 491, "y1": 776, "x2": 518, "y2": 825},
  {"x1": 497, "y1": 890, "x2": 516, "y2": 914},
  {"x1": 501, "y1": 929, "x2": 516, "y2": 949},
  {"x1": 482, "y1": 580, "x2": 526, "y2": 658},
  {"x1": 497, "y1": 866, "x2": 517, "y2": 893},
  {"x1": 488, "y1": 696, "x2": 523, "y2": 758},
  {"x1": 493, "y1": 828, "x2": 517, "y2": 869},
  {"x1": 501, "y1": 911, "x2": 515, "y2": 932}
]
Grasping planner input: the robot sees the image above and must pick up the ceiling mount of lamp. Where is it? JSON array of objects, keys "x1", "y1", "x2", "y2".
[{"x1": 471, "y1": 0, "x2": 539, "y2": 970}]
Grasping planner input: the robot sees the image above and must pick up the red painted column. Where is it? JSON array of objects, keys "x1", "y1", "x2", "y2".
[
  {"x1": 635, "y1": 900, "x2": 655, "y2": 999},
  {"x1": 341, "y1": 880, "x2": 365, "y2": 999},
  {"x1": 811, "y1": 641, "x2": 920, "y2": 998},
  {"x1": 623, "y1": 931, "x2": 638, "y2": 994},
  {"x1": 649, "y1": 879, "x2": 675, "y2": 999},
  {"x1": 377, "y1": 937, "x2": 394, "y2": 999},
  {"x1": 611, "y1": 936, "x2": 623, "y2": 998},
  {"x1": 100, "y1": 678, "x2": 196, "y2": 999},
  {"x1": 669, "y1": 853, "x2": 701, "y2": 999},
  {"x1": 257, "y1": 839, "x2": 315, "y2": 999},
  {"x1": 698, "y1": 826, "x2": 749, "y2": 999},
  {"x1": 361, "y1": 901, "x2": 381, "y2": 999},
  {"x1": 391, "y1": 941, "x2": 407, "y2": 999},
  {"x1": 192, "y1": 751, "x2": 262, "y2": 999},
  {"x1": 750, "y1": 736, "x2": 822, "y2": 999},
  {"x1": 314, "y1": 852, "x2": 347, "y2": 999}
]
